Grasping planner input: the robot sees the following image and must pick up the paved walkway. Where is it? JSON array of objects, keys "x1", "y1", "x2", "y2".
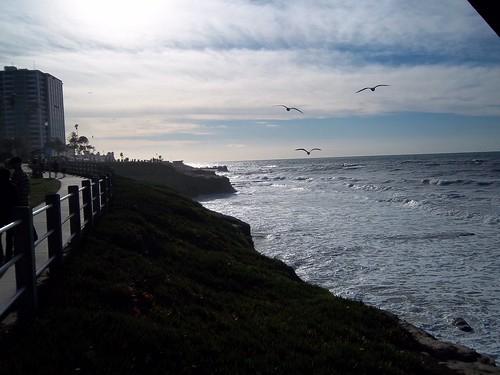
[{"x1": 0, "y1": 174, "x2": 85, "y2": 309}]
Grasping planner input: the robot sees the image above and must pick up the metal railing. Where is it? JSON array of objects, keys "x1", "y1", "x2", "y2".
[{"x1": 0, "y1": 175, "x2": 112, "y2": 321}]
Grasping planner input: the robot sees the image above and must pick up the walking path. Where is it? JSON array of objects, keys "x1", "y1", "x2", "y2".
[{"x1": 0, "y1": 174, "x2": 85, "y2": 309}]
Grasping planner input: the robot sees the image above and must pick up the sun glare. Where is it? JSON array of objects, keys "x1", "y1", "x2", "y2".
[{"x1": 64, "y1": 0, "x2": 168, "y2": 43}]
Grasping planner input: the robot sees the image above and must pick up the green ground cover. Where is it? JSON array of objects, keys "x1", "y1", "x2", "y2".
[
  {"x1": 30, "y1": 178, "x2": 61, "y2": 207},
  {"x1": 0, "y1": 176, "x2": 453, "y2": 374}
]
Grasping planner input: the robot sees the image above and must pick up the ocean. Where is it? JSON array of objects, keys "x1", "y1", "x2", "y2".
[{"x1": 199, "y1": 152, "x2": 500, "y2": 360}]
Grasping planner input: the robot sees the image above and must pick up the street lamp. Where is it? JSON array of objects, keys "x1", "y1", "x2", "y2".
[{"x1": 44, "y1": 121, "x2": 49, "y2": 159}]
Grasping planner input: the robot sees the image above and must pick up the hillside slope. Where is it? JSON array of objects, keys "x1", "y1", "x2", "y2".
[{"x1": 0, "y1": 177, "x2": 454, "y2": 375}]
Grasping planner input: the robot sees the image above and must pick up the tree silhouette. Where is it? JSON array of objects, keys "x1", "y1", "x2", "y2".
[
  {"x1": 67, "y1": 131, "x2": 95, "y2": 156},
  {"x1": 45, "y1": 138, "x2": 67, "y2": 156}
]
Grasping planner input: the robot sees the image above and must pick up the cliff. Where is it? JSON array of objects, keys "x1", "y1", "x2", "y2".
[
  {"x1": 106, "y1": 161, "x2": 236, "y2": 197},
  {"x1": 0, "y1": 176, "x2": 497, "y2": 374}
]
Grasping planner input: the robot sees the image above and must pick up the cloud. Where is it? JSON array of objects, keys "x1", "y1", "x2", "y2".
[
  {"x1": 2, "y1": 0, "x2": 498, "y2": 61},
  {"x1": 1, "y1": 0, "x2": 500, "y2": 161},
  {"x1": 48, "y1": 48, "x2": 500, "y2": 119}
]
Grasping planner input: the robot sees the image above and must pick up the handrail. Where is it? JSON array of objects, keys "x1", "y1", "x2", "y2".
[
  {"x1": 0, "y1": 253, "x2": 23, "y2": 275},
  {"x1": 0, "y1": 220, "x2": 21, "y2": 235},
  {"x1": 32, "y1": 204, "x2": 52, "y2": 216},
  {"x1": 60, "y1": 193, "x2": 73, "y2": 202},
  {"x1": 35, "y1": 256, "x2": 56, "y2": 278},
  {"x1": 0, "y1": 287, "x2": 26, "y2": 321},
  {"x1": 33, "y1": 229, "x2": 55, "y2": 248},
  {"x1": 61, "y1": 213, "x2": 75, "y2": 225},
  {"x1": 0, "y1": 172, "x2": 112, "y2": 322}
]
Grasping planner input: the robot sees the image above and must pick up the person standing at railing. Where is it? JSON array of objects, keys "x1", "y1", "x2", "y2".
[
  {"x1": 52, "y1": 159, "x2": 60, "y2": 179},
  {"x1": 0, "y1": 167, "x2": 17, "y2": 263},
  {"x1": 8, "y1": 157, "x2": 38, "y2": 242},
  {"x1": 8, "y1": 157, "x2": 30, "y2": 206}
]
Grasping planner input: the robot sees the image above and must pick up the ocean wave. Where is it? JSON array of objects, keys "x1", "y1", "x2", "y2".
[
  {"x1": 421, "y1": 178, "x2": 473, "y2": 186},
  {"x1": 401, "y1": 160, "x2": 424, "y2": 164},
  {"x1": 483, "y1": 215, "x2": 500, "y2": 225},
  {"x1": 347, "y1": 183, "x2": 392, "y2": 191},
  {"x1": 422, "y1": 178, "x2": 497, "y2": 186},
  {"x1": 476, "y1": 181, "x2": 495, "y2": 186},
  {"x1": 377, "y1": 231, "x2": 475, "y2": 241},
  {"x1": 402, "y1": 199, "x2": 420, "y2": 208},
  {"x1": 342, "y1": 163, "x2": 365, "y2": 170},
  {"x1": 381, "y1": 196, "x2": 425, "y2": 208},
  {"x1": 446, "y1": 193, "x2": 466, "y2": 199}
]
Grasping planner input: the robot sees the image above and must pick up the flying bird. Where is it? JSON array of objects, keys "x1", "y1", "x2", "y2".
[
  {"x1": 295, "y1": 148, "x2": 321, "y2": 155},
  {"x1": 355, "y1": 84, "x2": 390, "y2": 93},
  {"x1": 274, "y1": 105, "x2": 303, "y2": 114}
]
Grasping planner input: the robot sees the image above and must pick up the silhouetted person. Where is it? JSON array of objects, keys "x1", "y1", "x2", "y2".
[
  {"x1": 0, "y1": 167, "x2": 17, "y2": 262},
  {"x1": 8, "y1": 157, "x2": 38, "y2": 242},
  {"x1": 60, "y1": 158, "x2": 66, "y2": 178},
  {"x1": 52, "y1": 159, "x2": 60, "y2": 179},
  {"x1": 9, "y1": 157, "x2": 30, "y2": 206}
]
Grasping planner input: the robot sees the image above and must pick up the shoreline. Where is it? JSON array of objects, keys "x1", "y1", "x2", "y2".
[
  {"x1": 198, "y1": 155, "x2": 500, "y2": 364},
  {"x1": 194, "y1": 165, "x2": 499, "y2": 371},
  {"x1": 202, "y1": 201, "x2": 500, "y2": 373},
  {"x1": 1, "y1": 175, "x2": 498, "y2": 374},
  {"x1": 192, "y1": 165, "x2": 499, "y2": 372}
]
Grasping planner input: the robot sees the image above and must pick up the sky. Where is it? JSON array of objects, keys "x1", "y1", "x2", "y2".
[{"x1": 1, "y1": 0, "x2": 500, "y2": 162}]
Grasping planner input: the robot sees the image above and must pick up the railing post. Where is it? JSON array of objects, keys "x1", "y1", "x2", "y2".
[
  {"x1": 46, "y1": 194, "x2": 63, "y2": 272},
  {"x1": 68, "y1": 185, "x2": 81, "y2": 244},
  {"x1": 100, "y1": 177, "x2": 108, "y2": 212},
  {"x1": 13, "y1": 206, "x2": 37, "y2": 320},
  {"x1": 82, "y1": 180, "x2": 93, "y2": 228},
  {"x1": 107, "y1": 175, "x2": 112, "y2": 200},
  {"x1": 92, "y1": 177, "x2": 101, "y2": 217}
]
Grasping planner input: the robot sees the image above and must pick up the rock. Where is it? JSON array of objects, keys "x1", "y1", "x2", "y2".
[
  {"x1": 397, "y1": 318, "x2": 500, "y2": 375},
  {"x1": 453, "y1": 317, "x2": 474, "y2": 332}
]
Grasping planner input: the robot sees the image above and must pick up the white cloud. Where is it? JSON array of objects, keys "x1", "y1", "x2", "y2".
[{"x1": 1, "y1": 0, "x2": 499, "y2": 160}]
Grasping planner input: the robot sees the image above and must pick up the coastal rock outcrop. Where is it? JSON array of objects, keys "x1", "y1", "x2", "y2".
[
  {"x1": 453, "y1": 317, "x2": 474, "y2": 332},
  {"x1": 106, "y1": 161, "x2": 236, "y2": 197},
  {"x1": 395, "y1": 316, "x2": 498, "y2": 374}
]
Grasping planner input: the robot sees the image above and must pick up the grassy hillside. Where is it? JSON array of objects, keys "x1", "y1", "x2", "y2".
[
  {"x1": 106, "y1": 162, "x2": 235, "y2": 197},
  {"x1": 0, "y1": 176, "x2": 453, "y2": 375}
]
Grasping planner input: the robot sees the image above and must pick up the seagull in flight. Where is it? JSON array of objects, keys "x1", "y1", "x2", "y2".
[
  {"x1": 355, "y1": 84, "x2": 390, "y2": 93},
  {"x1": 295, "y1": 148, "x2": 321, "y2": 156},
  {"x1": 274, "y1": 105, "x2": 303, "y2": 114}
]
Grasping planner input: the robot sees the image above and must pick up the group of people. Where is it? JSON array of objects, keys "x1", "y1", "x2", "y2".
[
  {"x1": 0, "y1": 157, "x2": 31, "y2": 264},
  {"x1": 30, "y1": 157, "x2": 66, "y2": 179}
]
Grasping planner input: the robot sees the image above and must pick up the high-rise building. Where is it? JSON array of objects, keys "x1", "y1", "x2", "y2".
[{"x1": 0, "y1": 66, "x2": 66, "y2": 156}]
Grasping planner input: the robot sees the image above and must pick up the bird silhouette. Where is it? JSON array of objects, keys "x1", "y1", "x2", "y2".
[
  {"x1": 295, "y1": 148, "x2": 321, "y2": 155},
  {"x1": 355, "y1": 84, "x2": 390, "y2": 93},
  {"x1": 274, "y1": 105, "x2": 303, "y2": 113}
]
